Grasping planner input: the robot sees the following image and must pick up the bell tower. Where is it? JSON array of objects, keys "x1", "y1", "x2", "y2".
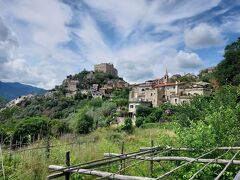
[{"x1": 163, "y1": 68, "x2": 169, "y2": 83}]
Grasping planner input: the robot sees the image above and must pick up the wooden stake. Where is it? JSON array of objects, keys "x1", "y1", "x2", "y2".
[
  {"x1": 65, "y1": 151, "x2": 70, "y2": 180},
  {"x1": 120, "y1": 142, "x2": 125, "y2": 174},
  {"x1": 46, "y1": 137, "x2": 50, "y2": 159},
  {"x1": 10, "y1": 136, "x2": 13, "y2": 150},
  {"x1": 150, "y1": 140, "x2": 154, "y2": 177}
]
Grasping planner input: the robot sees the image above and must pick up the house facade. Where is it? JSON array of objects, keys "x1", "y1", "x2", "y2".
[{"x1": 128, "y1": 71, "x2": 212, "y2": 115}]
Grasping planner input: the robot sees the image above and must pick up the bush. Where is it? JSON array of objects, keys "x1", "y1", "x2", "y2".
[
  {"x1": 76, "y1": 113, "x2": 94, "y2": 134},
  {"x1": 0, "y1": 97, "x2": 6, "y2": 109},
  {"x1": 135, "y1": 117, "x2": 144, "y2": 127},
  {"x1": 121, "y1": 118, "x2": 133, "y2": 133},
  {"x1": 136, "y1": 105, "x2": 152, "y2": 117},
  {"x1": 50, "y1": 120, "x2": 70, "y2": 136},
  {"x1": 177, "y1": 121, "x2": 216, "y2": 148},
  {"x1": 176, "y1": 85, "x2": 240, "y2": 147},
  {"x1": 12, "y1": 116, "x2": 50, "y2": 143}
]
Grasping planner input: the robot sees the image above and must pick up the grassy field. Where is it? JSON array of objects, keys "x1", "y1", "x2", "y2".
[{"x1": 2, "y1": 123, "x2": 177, "y2": 180}]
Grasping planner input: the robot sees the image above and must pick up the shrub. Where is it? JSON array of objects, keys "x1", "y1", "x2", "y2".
[
  {"x1": 76, "y1": 113, "x2": 94, "y2": 134},
  {"x1": 135, "y1": 117, "x2": 144, "y2": 127},
  {"x1": 177, "y1": 121, "x2": 216, "y2": 148},
  {"x1": 136, "y1": 105, "x2": 152, "y2": 117},
  {"x1": 121, "y1": 118, "x2": 133, "y2": 133},
  {"x1": 12, "y1": 116, "x2": 50, "y2": 143}
]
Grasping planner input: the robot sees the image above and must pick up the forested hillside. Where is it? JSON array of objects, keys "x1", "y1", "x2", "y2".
[{"x1": 0, "y1": 81, "x2": 47, "y2": 101}]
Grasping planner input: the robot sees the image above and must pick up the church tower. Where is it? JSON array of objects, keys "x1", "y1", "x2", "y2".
[{"x1": 163, "y1": 68, "x2": 169, "y2": 83}]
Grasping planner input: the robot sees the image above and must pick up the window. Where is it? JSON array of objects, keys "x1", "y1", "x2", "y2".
[
  {"x1": 130, "y1": 105, "x2": 134, "y2": 108},
  {"x1": 175, "y1": 99, "x2": 178, "y2": 103},
  {"x1": 151, "y1": 93, "x2": 153, "y2": 96}
]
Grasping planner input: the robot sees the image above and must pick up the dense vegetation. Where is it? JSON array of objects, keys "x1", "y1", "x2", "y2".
[
  {"x1": 215, "y1": 38, "x2": 240, "y2": 86},
  {"x1": 71, "y1": 70, "x2": 122, "y2": 89},
  {"x1": 0, "y1": 96, "x2": 6, "y2": 108}
]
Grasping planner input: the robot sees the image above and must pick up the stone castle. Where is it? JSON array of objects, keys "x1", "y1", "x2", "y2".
[{"x1": 94, "y1": 63, "x2": 118, "y2": 76}]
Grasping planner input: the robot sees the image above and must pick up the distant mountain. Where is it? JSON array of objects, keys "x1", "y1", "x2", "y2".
[{"x1": 0, "y1": 81, "x2": 47, "y2": 101}]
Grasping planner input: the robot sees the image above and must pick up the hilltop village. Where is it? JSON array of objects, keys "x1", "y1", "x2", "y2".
[
  {"x1": 55, "y1": 63, "x2": 212, "y2": 111},
  {"x1": 5, "y1": 62, "x2": 213, "y2": 116},
  {"x1": 54, "y1": 63, "x2": 129, "y2": 98},
  {"x1": 128, "y1": 71, "x2": 212, "y2": 117}
]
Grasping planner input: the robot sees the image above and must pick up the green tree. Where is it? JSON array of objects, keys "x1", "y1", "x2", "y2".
[
  {"x1": 176, "y1": 85, "x2": 240, "y2": 147},
  {"x1": 122, "y1": 118, "x2": 133, "y2": 133},
  {"x1": 0, "y1": 97, "x2": 6, "y2": 109},
  {"x1": 215, "y1": 37, "x2": 240, "y2": 86},
  {"x1": 13, "y1": 116, "x2": 50, "y2": 143},
  {"x1": 136, "y1": 105, "x2": 152, "y2": 117},
  {"x1": 76, "y1": 112, "x2": 94, "y2": 134},
  {"x1": 135, "y1": 117, "x2": 144, "y2": 128}
]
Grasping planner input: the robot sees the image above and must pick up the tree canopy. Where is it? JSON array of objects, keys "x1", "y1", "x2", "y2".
[{"x1": 215, "y1": 37, "x2": 240, "y2": 86}]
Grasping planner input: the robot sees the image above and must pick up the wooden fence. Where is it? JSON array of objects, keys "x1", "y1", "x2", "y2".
[{"x1": 47, "y1": 143, "x2": 240, "y2": 180}]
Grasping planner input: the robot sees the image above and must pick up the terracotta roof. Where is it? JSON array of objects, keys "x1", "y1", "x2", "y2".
[{"x1": 154, "y1": 82, "x2": 182, "y2": 88}]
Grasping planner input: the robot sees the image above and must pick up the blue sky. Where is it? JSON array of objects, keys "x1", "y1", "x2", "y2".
[{"x1": 0, "y1": 0, "x2": 240, "y2": 89}]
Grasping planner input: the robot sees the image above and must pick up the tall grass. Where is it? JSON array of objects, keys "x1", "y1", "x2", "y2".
[{"x1": 1, "y1": 123, "x2": 176, "y2": 180}]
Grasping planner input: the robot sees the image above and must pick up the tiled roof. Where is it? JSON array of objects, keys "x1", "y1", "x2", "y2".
[{"x1": 154, "y1": 82, "x2": 183, "y2": 88}]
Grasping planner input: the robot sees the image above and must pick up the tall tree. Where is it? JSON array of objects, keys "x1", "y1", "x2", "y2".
[{"x1": 215, "y1": 38, "x2": 240, "y2": 85}]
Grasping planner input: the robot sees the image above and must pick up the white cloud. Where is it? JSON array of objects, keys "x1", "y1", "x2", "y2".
[
  {"x1": 74, "y1": 14, "x2": 115, "y2": 65},
  {"x1": 174, "y1": 50, "x2": 204, "y2": 69},
  {"x1": 1, "y1": 0, "x2": 73, "y2": 50},
  {"x1": 0, "y1": 58, "x2": 59, "y2": 89},
  {"x1": 221, "y1": 15, "x2": 240, "y2": 33},
  {"x1": 0, "y1": 0, "x2": 85, "y2": 89},
  {"x1": 0, "y1": 0, "x2": 230, "y2": 88},
  {"x1": 184, "y1": 23, "x2": 224, "y2": 49},
  {"x1": 83, "y1": 0, "x2": 221, "y2": 38},
  {"x1": 83, "y1": 0, "x2": 147, "y2": 38}
]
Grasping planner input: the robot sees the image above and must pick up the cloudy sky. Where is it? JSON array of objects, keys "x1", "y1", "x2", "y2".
[{"x1": 0, "y1": 0, "x2": 240, "y2": 89}]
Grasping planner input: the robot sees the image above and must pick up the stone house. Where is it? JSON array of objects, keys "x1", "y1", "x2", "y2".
[
  {"x1": 91, "y1": 91, "x2": 103, "y2": 99},
  {"x1": 128, "y1": 71, "x2": 212, "y2": 114},
  {"x1": 63, "y1": 78, "x2": 79, "y2": 97},
  {"x1": 92, "y1": 84, "x2": 99, "y2": 91}
]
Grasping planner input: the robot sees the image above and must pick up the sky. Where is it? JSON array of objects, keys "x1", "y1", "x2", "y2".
[{"x1": 0, "y1": 0, "x2": 240, "y2": 89}]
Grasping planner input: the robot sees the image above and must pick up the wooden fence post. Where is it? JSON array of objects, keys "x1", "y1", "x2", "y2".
[
  {"x1": 10, "y1": 136, "x2": 13, "y2": 150},
  {"x1": 120, "y1": 141, "x2": 125, "y2": 174},
  {"x1": 46, "y1": 137, "x2": 50, "y2": 159},
  {"x1": 20, "y1": 136, "x2": 22, "y2": 150},
  {"x1": 65, "y1": 151, "x2": 70, "y2": 180},
  {"x1": 150, "y1": 140, "x2": 154, "y2": 177},
  {"x1": 78, "y1": 139, "x2": 80, "y2": 152}
]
